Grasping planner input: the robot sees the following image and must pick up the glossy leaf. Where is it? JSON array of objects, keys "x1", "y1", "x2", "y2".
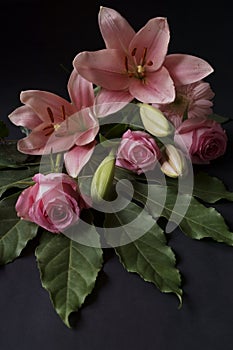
[
  {"x1": 0, "y1": 192, "x2": 38, "y2": 264},
  {"x1": 0, "y1": 141, "x2": 40, "y2": 168},
  {"x1": 36, "y1": 230, "x2": 103, "y2": 327},
  {"x1": 166, "y1": 172, "x2": 233, "y2": 203},
  {"x1": 131, "y1": 183, "x2": 233, "y2": 245},
  {"x1": 105, "y1": 202, "x2": 182, "y2": 302},
  {"x1": 208, "y1": 113, "x2": 230, "y2": 123},
  {"x1": 167, "y1": 194, "x2": 233, "y2": 244},
  {"x1": 192, "y1": 172, "x2": 233, "y2": 203},
  {"x1": 0, "y1": 165, "x2": 38, "y2": 197}
]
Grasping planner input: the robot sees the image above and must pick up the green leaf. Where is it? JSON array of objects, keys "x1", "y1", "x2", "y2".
[
  {"x1": 105, "y1": 202, "x2": 182, "y2": 302},
  {"x1": 35, "y1": 230, "x2": 103, "y2": 328},
  {"x1": 0, "y1": 141, "x2": 40, "y2": 168},
  {"x1": 98, "y1": 133, "x2": 121, "y2": 148},
  {"x1": 0, "y1": 165, "x2": 38, "y2": 197},
  {"x1": 0, "y1": 121, "x2": 9, "y2": 138},
  {"x1": 177, "y1": 196, "x2": 233, "y2": 244},
  {"x1": 130, "y1": 183, "x2": 233, "y2": 246},
  {"x1": 208, "y1": 113, "x2": 230, "y2": 123},
  {"x1": 94, "y1": 85, "x2": 101, "y2": 96},
  {"x1": 193, "y1": 172, "x2": 233, "y2": 203},
  {"x1": 166, "y1": 172, "x2": 233, "y2": 203},
  {"x1": 99, "y1": 123, "x2": 128, "y2": 140},
  {"x1": 0, "y1": 193, "x2": 38, "y2": 265}
]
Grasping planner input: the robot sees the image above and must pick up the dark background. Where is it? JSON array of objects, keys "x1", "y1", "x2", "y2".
[{"x1": 1, "y1": 0, "x2": 233, "y2": 349}]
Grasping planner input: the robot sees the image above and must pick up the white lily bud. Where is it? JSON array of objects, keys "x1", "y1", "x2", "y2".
[
  {"x1": 139, "y1": 104, "x2": 173, "y2": 137},
  {"x1": 91, "y1": 151, "x2": 115, "y2": 202},
  {"x1": 160, "y1": 144, "x2": 187, "y2": 178}
]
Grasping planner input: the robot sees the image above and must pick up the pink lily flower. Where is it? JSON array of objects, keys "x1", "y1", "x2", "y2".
[
  {"x1": 73, "y1": 7, "x2": 213, "y2": 105},
  {"x1": 8, "y1": 70, "x2": 99, "y2": 177}
]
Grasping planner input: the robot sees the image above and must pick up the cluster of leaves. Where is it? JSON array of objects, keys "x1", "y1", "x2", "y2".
[{"x1": 1, "y1": 131, "x2": 233, "y2": 328}]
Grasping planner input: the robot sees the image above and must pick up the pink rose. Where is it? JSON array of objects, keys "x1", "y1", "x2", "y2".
[
  {"x1": 174, "y1": 117, "x2": 227, "y2": 164},
  {"x1": 116, "y1": 130, "x2": 161, "y2": 174},
  {"x1": 16, "y1": 173, "x2": 85, "y2": 233}
]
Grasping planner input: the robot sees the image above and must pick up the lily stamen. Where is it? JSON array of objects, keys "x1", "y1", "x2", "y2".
[
  {"x1": 54, "y1": 124, "x2": 61, "y2": 131},
  {"x1": 131, "y1": 48, "x2": 137, "y2": 56},
  {"x1": 124, "y1": 56, "x2": 134, "y2": 77},
  {"x1": 66, "y1": 117, "x2": 69, "y2": 132},
  {"x1": 137, "y1": 65, "x2": 145, "y2": 77},
  {"x1": 43, "y1": 126, "x2": 54, "y2": 137},
  {"x1": 47, "y1": 107, "x2": 54, "y2": 123},
  {"x1": 124, "y1": 56, "x2": 129, "y2": 72},
  {"x1": 61, "y1": 105, "x2": 66, "y2": 120},
  {"x1": 141, "y1": 47, "x2": 148, "y2": 66}
]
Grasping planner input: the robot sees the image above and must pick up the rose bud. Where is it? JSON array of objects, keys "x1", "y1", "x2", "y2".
[
  {"x1": 139, "y1": 104, "x2": 173, "y2": 137},
  {"x1": 174, "y1": 117, "x2": 227, "y2": 164},
  {"x1": 160, "y1": 144, "x2": 187, "y2": 178},
  {"x1": 91, "y1": 151, "x2": 116, "y2": 202},
  {"x1": 116, "y1": 129, "x2": 161, "y2": 174},
  {"x1": 16, "y1": 173, "x2": 85, "y2": 233}
]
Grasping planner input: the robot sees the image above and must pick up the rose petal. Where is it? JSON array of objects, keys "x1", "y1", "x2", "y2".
[
  {"x1": 164, "y1": 54, "x2": 214, "y2": 86},
  {"x1": 15, "y1": 185, "x2": 38, "y2": 220},
  {"x1": 176, "y1": 117, "x2": 216, "y2": 134},
  {"x1": 33, "y1": 173, "x2": 78, "y2": 192},
  {"x1": 174, "y1": 131, "x2": 193, "y2": 154},
  {"x1": 98, "y1": 6, "x2": 135, "y2": 52}
]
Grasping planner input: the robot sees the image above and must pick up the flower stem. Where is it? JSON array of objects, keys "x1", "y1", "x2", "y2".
[
  {"x1": 54, "y1": 153, "x2": 62, "y2": 173},
  {"x1": 50, "y1": 152, "x2": 63, "y2": 173}
]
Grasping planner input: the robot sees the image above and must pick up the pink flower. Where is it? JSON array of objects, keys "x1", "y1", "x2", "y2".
[
  {"x1": 8, "y1": 70, "x2": 99, "y2": 177},
  {"x1": 174, "y1": 118, "x2": 227, "y2": 164},
  {"x1": 154, "y1": 80, "x2": 215, "y2": 128},
  {"x1": 73, "y1": 7, "x2": 213, "y2": 104},
  {"x1": 16, "y1": 173, "x2": 86, "y2": 233},
  {"x1": 116, "y1": 129, "x2": 161, "y2": 174}
]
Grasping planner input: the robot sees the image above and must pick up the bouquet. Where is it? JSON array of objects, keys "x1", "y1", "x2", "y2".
[{"x1": 0, "y1": 6, "x2": 232, "y2": 328}]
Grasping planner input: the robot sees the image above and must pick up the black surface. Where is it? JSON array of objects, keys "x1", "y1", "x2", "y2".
[{"x1": 1, "y1": 1, "x2": 233, "y2": 349}]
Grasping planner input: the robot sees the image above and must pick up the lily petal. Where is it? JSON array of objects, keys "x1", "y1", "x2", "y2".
[
  {"x1": 94, "y1": 88, "x2": 133, "y2": 117},
  {"x1": 129, "y1": 67, "x2": 175, "y2": 103},
  {"x1": 20, "y1": 90, "x2": 76, "y2": 123},
  {"x1": 44, "y1": 133, "x2": 78, "y2": 154},
  {"x1": 18, "y1": 126, "x2": 78, "y2": 155},
  {"x1": 59, "y1": 109, "x2": 99, "y2": 146},
  {"x1": 98, "y1": 6, "x2": 135, "y2": 53},
  {"x1": 17, "y1": 131, "x2": 49, "y2": 154},
  {"x1": 8, "y1": 105, "x2": 42, "y2": 129},
  {"x1": 68, "y1": 69, "x2": 94, "y2": 110},
  {"x1": 164, "y1": 54, "x2": 214, "y2": 86},
  {"x1": 73, "y1": 49, "x2": 129, "y2": 90},
  {"x1": 64, "y1": 142, "x2": 96, "y2": 178},
  {"x1": 129, "y1": 17, "x2": 170, "y2": 71}
]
